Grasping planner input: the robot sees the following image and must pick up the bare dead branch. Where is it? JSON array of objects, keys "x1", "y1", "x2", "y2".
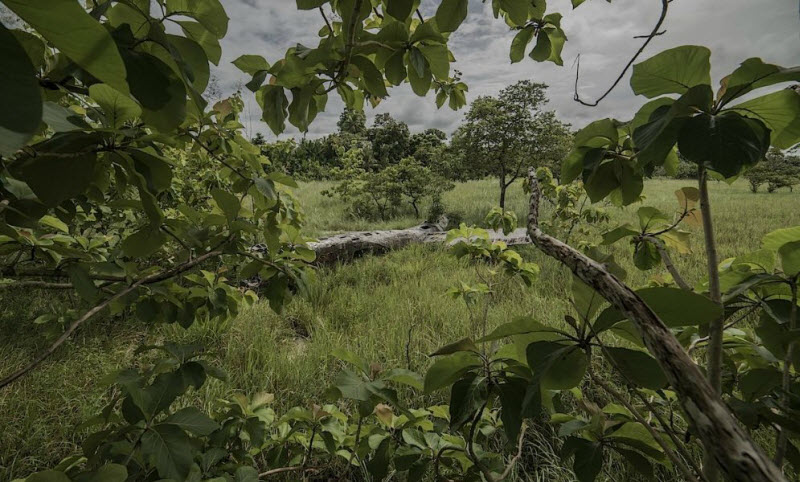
[{"x1": 573, "y1": 0, "x2": 670, "y2": 107}]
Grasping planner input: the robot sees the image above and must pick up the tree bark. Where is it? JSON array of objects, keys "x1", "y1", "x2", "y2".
[
  {"x1": 499, "y1": 176, "x2": 507, "y2": 210},
  {"x1": 525, "y1": 168, "x2": 784, "y2": 482},
  {"x1": 283, "y1": 217, "x2": 530, "y2": 265},
  {"x1": 698, "y1": 166, "x2": 723, "y2": 481}
]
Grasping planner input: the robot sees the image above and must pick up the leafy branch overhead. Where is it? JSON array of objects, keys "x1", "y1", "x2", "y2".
[{"x1": 564, "y1": 46, "x2": 800, "y2": 206}]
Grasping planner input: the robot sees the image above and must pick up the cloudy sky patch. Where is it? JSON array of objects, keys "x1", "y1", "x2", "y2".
[{"x1": 212, "y1": 0, "x2": 800, "y2": 139}]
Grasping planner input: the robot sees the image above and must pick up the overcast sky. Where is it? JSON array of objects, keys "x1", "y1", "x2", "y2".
[{"x1": 212, "y1": 0, "x2": 800, "y2": 140}]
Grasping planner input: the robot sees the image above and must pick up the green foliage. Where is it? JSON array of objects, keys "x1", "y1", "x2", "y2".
[
  {"x1": 744, "y1": 147, "x2": 800, "y2": 193},
  {"x1": 451, "y1": 81, "x2": 572, "y2": 209},
  {"x1": 565, "y1": 46, "x2": 800, "y2": 205}
]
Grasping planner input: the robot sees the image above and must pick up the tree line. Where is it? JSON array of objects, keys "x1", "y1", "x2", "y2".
[{"x1": 252, "y1": 80, "x2": 573, "y2": 218}]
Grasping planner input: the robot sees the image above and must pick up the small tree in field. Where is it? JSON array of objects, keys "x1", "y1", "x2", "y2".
[
  {"x1": 744, "y1": 147, "x2": 800, "y2": 192},
  {"x1": 452, "y1": 81, "x2": 570, "y2": 209}
]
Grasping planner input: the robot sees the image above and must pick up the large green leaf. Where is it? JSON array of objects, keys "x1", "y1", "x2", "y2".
[
  {"x1": 763, "y1": 226, "x2": 800, "y2": 252},
  {"x1": 607, "y1": 422, "x2": 665, "y2": 460},
  {"x1": 166, "y1": 34, "x2": 210, "y2": 93},
  {"x1": 165, "y1": 0, "x2": 228, "y2": 38},
  {"x1": 18, "y1": 153, "x2": 96, "y2": 207},
  {"x1": 141, "y1": 423, "x2": 194, "y2": 481},
  {"x1": 595, "y1": 287, "x2": 722, "y2": 329},
  {"x1": 630, "y1": 45, "x2": 711, "y2": 98},
  {"x1": 436, "y1": 0, "x2": 468, "y2": 32},
  {"x1": 351, "y1": 55, "x2": 388, "y2": 98},
  {"x1": 499, "y1": 0, "x2": 529, "y2": 26},
  {"x1": 25, "y1": 470, "x2": 71, "y2": 482},
  {"x1": 778, "y1": 241, "x2": 800, "y2": 277},
  {"x1": 89, "y1": 84, "x2": 142, "y2": 129},
  {"x1": 678, "y1": 111, "x2": 770, "y2": 178},
  {"x1": 510, "y1": 26, "x2": 535, "y2": 63},
  {"x1": 424, "y1": 352, "x2": 481, "y2": 393},
  {"x1": 86, "y1": 464, "x2": 128, "y2": 482},
  {"x1": 122, "y1": 51, "x2": 187, "y2": 132},
  {"x1": 477, "y1": 316, "x2": 553, "y2": 343},
  {"x1": 0, "y1": 23, "x2": 42, "y2": 156},
  {"x1": 604, "y1": 347, "x2": 667, "y2": 389},
  {"x1": 233, "y1": 55, "x2": 270, "y2": 75},
  {"x1": 718, "y1": 58, "x2": 800, "y2": 106},
  {"x1": 526, "y1": 341, "x2": 587, "y2": 390},
  {"x1": 574, "y1": 119, "x2": 619, "y2": 148},
  {"x1": 164, "y1": 407, "x2": 220, "y2": 436},
  {"x1": 386, "y1": 0, "x2": 415, "y2": 20},
  {"x1": 4, "y1": 0, "x2": 128, "y2": 94},
  {"x1": 729, "y1": 89, "x2": 800, "y2": 149},
  {"x1": 121, "y1": 227, "x2": 167, "y2": 258},
  {"x1": 178, "y1": 21, "x2": 222, "y2": 65},
  {"x1": 631, "y1": 85, "x2": 712, "y2": 166},
  {"x1": 257, "y1": 85, "x2": 289, "y2": 135}
]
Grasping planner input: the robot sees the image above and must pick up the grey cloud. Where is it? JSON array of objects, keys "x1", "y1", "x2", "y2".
[{"x1": 214, "y1": 0, "x2": 800, "y2": 140}]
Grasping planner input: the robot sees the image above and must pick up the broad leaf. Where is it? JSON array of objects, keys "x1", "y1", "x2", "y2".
[
  {"x1": 89, "y1": 84, "x2": 142, "y2": 129},
  {"x1": 436, "y1": 0, "x2": 469, "y2": 32},
  {"x1": 604, "y1": 347, "x2": 667, "y2": 389},
  {"x1": 718, "y1": 57, "x2": 800, "y2": 106},
  {"x1": 630, "y1": 45, "x2": 711, "y2": 98},
  {"x1": 678, "y1": 111, "x2": 770, "y2": 178},
  {"x1": 0, "y1": 23, "x2": 42, "y2": 156},
  {"x1": 595, "y1": 287, "x2": 722, "y2": 329},
  {"x1": 164, "y1": 407, "x2": 220, "y2": 436},
  {"x1": 424, "y1": 352, "x2": 481, "y2": 393},
  {"x1": 729, "y1": 89, "x2": 800, "y2": 149},
  {"x1": 4, "y1": 0, "x2": 129, "y2": 94},
  {"x1": 141, "y1": 424, "x2": 193, "y2": 480}
]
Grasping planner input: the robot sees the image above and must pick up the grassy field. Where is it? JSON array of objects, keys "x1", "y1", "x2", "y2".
[{"x1": 1, "y1": 178, "x2": 799, "y2": 479}]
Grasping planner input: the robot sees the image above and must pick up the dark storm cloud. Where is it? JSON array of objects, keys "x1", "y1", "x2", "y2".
[{"x1": 213, "y1": 0, "x2": 800, "y2": 140}]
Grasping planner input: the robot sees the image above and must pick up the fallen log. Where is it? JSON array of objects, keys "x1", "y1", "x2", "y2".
[{"x1": 306, "y1": 216, "x2": 531, "y2": 264}]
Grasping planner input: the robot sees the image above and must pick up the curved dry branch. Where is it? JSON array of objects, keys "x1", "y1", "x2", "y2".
[
  {"x1": 573, "y1": 0, "x2": 670, "y2": 107},
  {"x1": 526, "y1": 168, "x2": 783, "y2": 482},
  {"x1": 0, "y1": 249, "x2": 224, "y2": 390}
]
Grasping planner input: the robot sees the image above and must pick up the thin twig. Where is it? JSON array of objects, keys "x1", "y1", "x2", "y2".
[
  {"x1": 319, "y1": 6, "x2": 332, "y2": 32},
  {"x1": 573, "y1": 0, "x2": 670, "y2": 106}
]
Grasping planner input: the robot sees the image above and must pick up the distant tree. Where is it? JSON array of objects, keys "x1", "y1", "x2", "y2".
[
  {"x1": 452, "y1": 81, "x2": 569, "y2": 209},
  {"x1": 390, "y1": 157, "x2": 454, "y2": 217},
  {"x1": 744, "y1": 148, "x2": 800, "y2": 193},
  {"x1": 409, "y1": 128, "x2": 449, "y2": 174},
  {"x1": 367, "y1": 113, "x2": 412, "y2": 169},
  {"x1": 337, "y1": 108, "x2": 367, "y2": 136}
]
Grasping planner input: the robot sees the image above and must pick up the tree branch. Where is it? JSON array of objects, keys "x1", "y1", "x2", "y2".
[
  {"x1": 526, "y1": 168, "x2": 784, "y2": 482},
  {"x1": 573, "y1": 0, "x2": 670, "y2": 107},
  {"x1": 0, "y1": 249, "x2": 224, "y2": 390},
  {"x1": 641, "y1": 235, "x2": 692, "y2": 291},
  {"x1": 589, "y1": 370, "x2": 701, "y2": 482}
]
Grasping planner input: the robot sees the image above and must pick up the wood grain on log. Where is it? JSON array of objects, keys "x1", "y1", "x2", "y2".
[
  {"x1": 306, "y1": 217, "x2": 530, "y2": 265},
  {"x1": 525, "y1": 168, "x2": 784, "y2": 482}
]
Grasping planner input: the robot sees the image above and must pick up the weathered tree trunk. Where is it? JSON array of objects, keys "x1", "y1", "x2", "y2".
[
  {"x1": 525, "y1": 168, "x2": 784, "y2": 482},
  {"x1": 307, "y1": 217, "x2": 530, "y2": 265},
  {"x1": 499, "y1": 177, "x2": 507, "y2": 210}
]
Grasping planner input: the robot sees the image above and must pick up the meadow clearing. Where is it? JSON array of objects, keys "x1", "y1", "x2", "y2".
[{"x1": 1, "y1": 177, "x2": 799, "y2": 479}]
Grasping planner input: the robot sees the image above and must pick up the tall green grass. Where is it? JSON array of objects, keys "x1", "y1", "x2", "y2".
[{"x1": 1, "y1": 178, "x2": 798, "y2": 479}]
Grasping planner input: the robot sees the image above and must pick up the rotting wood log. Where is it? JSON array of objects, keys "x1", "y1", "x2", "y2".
[
  {"x1": 525, "y1": 167, "x2": 784, "y2": 482},
  {"x1": 267, "y1": 217, "x2": 530, "y2": 265}
]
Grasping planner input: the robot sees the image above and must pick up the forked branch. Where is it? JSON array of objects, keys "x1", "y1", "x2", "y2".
[{"x1": 573, "y1": 0, "x2": 670, "y2": 106}]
